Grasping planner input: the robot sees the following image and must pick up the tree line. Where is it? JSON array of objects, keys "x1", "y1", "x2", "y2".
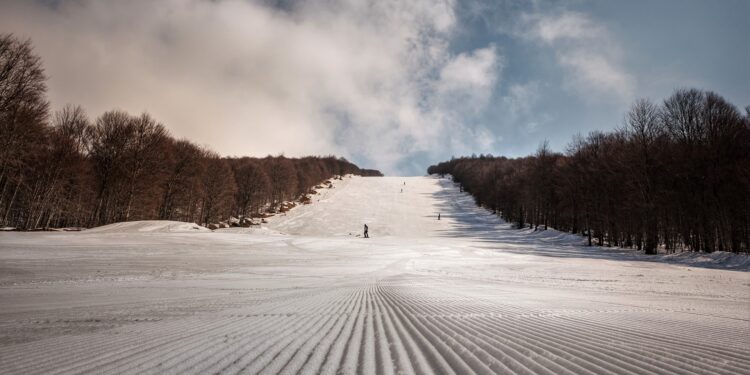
[
  {"x1": 428, "y1": 89, "x2": 750, "y2": 254},
  {"x1": 0, "y1": 34, "x2": 381, "y2": 230}
]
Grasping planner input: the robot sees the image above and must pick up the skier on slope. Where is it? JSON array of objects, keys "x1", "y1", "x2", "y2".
[{"x1": 363, "y1": 224, "x2": 369, "y2": 238}]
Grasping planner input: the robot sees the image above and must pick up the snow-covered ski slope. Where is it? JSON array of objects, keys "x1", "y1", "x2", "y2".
[{"x1": 0, "y1": 176, "x2": 748, "y2": 374}]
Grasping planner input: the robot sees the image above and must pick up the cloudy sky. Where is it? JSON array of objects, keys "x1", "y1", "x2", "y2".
[{"x1": 1, "y1": 0, "x2": 747, "y2": 175}]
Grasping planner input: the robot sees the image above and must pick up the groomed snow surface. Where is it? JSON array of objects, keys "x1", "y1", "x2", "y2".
[{"x1": 1, "y1": 176, "x2": 748, "y2": 374}]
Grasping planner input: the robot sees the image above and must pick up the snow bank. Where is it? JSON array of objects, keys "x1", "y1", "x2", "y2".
[
  {"x1": 86, "y1": 220, "x2": 210, "y2": 233},
  {"x1": 518, "y1": 226, "x2": 588, "y2": 246},
  {"x1": 517, "y1": 226, "x2": 750, "y2": 270},
  {"x1": 214, "y1": 226, "x2": 286, "y2": 235},
  {"x1": 655, "y1": 251, "x2": 750, "y2": 270}
]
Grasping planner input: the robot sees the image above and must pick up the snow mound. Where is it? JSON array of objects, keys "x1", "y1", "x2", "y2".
[
  {"x1": 214, "y1": 226, "x2": 286, "y2": 236},
  {"x1": 518, "y1": 226, "x2": 588, "y2": 246},
  {"x1": 86, "y1": 220, "x2": 210, "y2": 233},
  {"x1": 657, "y1": 251, "x2": 750, "y2": 270},
  {"x1": 516, "y1": 226, "x2": 750, "y2": 270}
]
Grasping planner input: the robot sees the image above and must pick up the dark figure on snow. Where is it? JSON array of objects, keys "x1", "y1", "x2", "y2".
[
  {"x1": 438, "y1": 213, "x2": 440, "y2": 220},
  {"x1": 364, "y1": 224, "x2": 369, "y2": 238}
]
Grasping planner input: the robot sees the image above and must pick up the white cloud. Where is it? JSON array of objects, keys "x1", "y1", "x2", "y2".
[
  {"x1": 533, "y1": 11, "x2": 604, "y2": 43},
  {"x1": 558, "y1": 52, "x2": 634, "y2": 99},
  {"x1": 426, "y1": 45, "x2": 502, "y2": 160},
  {"x1": 497, "y1": 81, "x2": 546, "y2": 137},
  {"x1": 502, "y1": 82, "x2": 540, "y2": 121},
  {"x1": 437, "y1": 45, "x2": 500, "y2": 113},
  {"x1": 524, "y1": 121, "x2": 539, "y2": 134},
  {"x1": 0, "y1": 0, "x2": 501, "y2": 175},
  {"x1": 473, "y1": 126, "x2": 496, "y2": 151},
  {"x1": 523, "y1": 11, "x2": 634, "y2": 101}
]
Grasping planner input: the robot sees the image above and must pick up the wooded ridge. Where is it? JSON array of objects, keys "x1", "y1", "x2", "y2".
[
  {"x1": 0, "y1": 34, "x2": 382, "y2": 230},
  {"x1": 429, "y1": 90, "x2": 750, "y2": 254}
]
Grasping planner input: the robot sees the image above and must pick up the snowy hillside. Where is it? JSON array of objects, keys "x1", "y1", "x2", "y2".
[
  {"x1": 86, "y1": 220, "x2": 210, "y2": 233},
  {"x1": 0, "y1": 176, "x2": 748, "y2": 374}
]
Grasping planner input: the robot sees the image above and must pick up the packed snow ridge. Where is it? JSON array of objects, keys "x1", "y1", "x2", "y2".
[
  {"x1": 86, "y1": 220, "x2": 211, "y2": 233},
  {"x1": 1, "y1": 176, "x2": 748, "y2": 374}
]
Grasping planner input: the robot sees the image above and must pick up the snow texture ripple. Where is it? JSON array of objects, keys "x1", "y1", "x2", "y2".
[{"x1": 0, "y1": 176, "x2": 748, "y2": 374}]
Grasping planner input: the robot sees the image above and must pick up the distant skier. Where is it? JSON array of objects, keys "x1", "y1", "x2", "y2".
[
  {"x1": 363, "y1": 224, "x2": 369, "y2": 238},
  {"x1": 438, "y1": 213, "x2": 441, "y2": 220}
]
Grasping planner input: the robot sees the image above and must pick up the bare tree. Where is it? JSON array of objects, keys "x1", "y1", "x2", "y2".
[
  {"x1": 0, "y1": 35, "x2": 384, "y2": 229},
  {"x1": 264, "y1": 156, "x2": 298, "y2": 209},
  {"x1": 0, "y1": 34, "x2": 49, "y2": 227},
  {"x1": 89, "y1": 110, "x2": 133, "y2": 225},
  {"x1": 234, "y1": 160, "x2": 270, "y2": 218},
  {"x1": 122, "y1": 113, "x2": 169, "y2": 221},
  {"x1": 624, "y1": 99, "x2": 664, "y2": 254},
  {"x1": 199, "y1": 155, "x2": 237, "y2": 225},
  {"x1": 428, "y1": 89, "x2": 749, "y2": 253},
  {"x1": 158, "y1": 139, "x2": 205, "y2": 221}
]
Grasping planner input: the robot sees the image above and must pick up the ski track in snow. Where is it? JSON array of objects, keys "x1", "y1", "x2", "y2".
[{"x1": 0, "y1": 176, "x2": 748, "y2": 374}]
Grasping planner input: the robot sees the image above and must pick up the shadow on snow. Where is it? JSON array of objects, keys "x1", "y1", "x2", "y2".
[{"x1": 425, "y1": 175, "x2": 749, "y2": 271}]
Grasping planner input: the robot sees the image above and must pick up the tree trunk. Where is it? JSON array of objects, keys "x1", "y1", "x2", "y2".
[{"x1": 2, "y1": 175, "x2": 22, "y2": 227}]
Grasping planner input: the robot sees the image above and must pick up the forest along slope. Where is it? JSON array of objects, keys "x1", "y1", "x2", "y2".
[{"x1": 0, "y1": 176, "x2": 748, "y2": 375}]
